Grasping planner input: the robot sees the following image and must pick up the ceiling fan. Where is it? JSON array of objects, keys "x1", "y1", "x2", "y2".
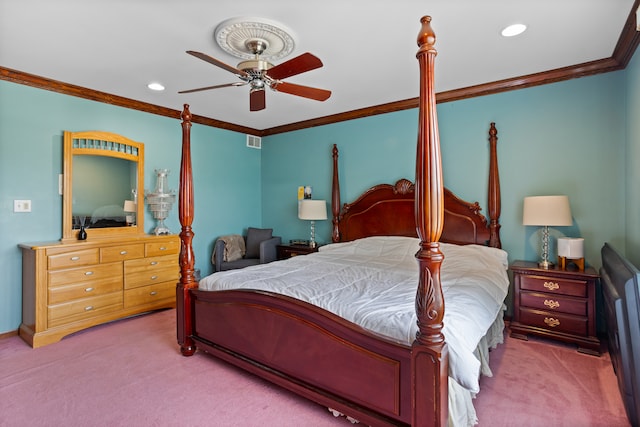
[{"x1": 179, "y1": 39, "x2": 331, "y2": 112}]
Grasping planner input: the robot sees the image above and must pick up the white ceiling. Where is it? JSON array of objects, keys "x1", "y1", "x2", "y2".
[{"x1": 0, "y1": 0, "x2": 635, "y2": 130}]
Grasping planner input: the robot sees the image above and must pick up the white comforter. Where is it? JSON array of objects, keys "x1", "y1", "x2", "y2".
[{"x1": 199, "y1": 236, "x2": 509, "y2": 394}]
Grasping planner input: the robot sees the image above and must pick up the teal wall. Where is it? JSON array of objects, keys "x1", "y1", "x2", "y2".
[
  {"x1": 0, "y1": 55, "x2": 637, "y2": 335},
  {"x1": 263, "y1": 72, "x2": 627, "y2": 272},
  {"x1": 625, "y1": 47, "x2": 640, "y2": 267},
  {"x1": 0, "y1": 82, "x2": 261, "y2": 334}
]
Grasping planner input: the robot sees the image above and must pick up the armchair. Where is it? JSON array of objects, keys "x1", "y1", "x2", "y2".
[{"x1": 212, "y1": 227, "x2": 281, "y2": 272}]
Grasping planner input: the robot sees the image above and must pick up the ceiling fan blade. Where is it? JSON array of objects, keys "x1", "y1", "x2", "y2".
[
  {"x1": 250, "y1": 89, "x2": 266, "y2": 111},
  {"x1": 186, "y1": 50, "x2": 249, "y2": 78},
  {"x1": 266, "y1": 52, "x2": 323, "y2": 80},
  {"x1": 178, "y1": 82, "x2": 246, "y2": 94},
  {"x1": 272, "y1": 81, "x2": 331, "y2": 101}
]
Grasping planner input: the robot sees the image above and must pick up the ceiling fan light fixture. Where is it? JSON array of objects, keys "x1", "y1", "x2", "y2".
[{"x1": 501, "y1": 23, "x2": 527, "y2": 37}]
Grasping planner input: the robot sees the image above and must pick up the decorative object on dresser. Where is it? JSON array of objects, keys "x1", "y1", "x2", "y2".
[
  {"x1": 298, "y1": 199, "x2": 327, "y2": 248},
  {"x1": 145, "y1": 169, "x2": 177, "y2": 235},
  {"x1": 509, "y1": 260, "x2": 600, "y2": 356},
  {"x1": 19, "y1": 234, "x2": 179, "y2": 348},
  {"x1": 522, "y1": 195, "x2": 573, "y2": 269},
  {"x1": 558, "y1": 237, "x2": 585, "y2": 271},
  {"x1": 276, "y1": 243, "x2": 319, "y2": 260}
]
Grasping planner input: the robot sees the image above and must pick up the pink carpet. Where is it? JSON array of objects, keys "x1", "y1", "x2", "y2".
[{"x1": 0, "y1": 310, "x2": 630, "y2": 426}]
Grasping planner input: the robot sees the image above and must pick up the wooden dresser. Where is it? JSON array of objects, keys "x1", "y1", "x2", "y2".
[
  {"x1": 20, "y1": 234, "x2": 179, "y2": 348},
  {"x1": 509, "y1": 260, "x2": 600, "y2": 355}
]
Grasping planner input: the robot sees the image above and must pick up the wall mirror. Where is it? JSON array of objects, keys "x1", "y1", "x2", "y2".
[{"x1": 62, "y1": 130, "x2": 145, "y2": 242}]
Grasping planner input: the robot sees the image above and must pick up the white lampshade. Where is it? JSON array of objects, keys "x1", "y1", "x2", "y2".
[
  {"x1": 298, "y1": 200, "x2": 327, "y2": 221},
  {"x1": 123, "y1": 200, "x2": 136, "y2": 212},
  {"x1": 523, "y1": 195, "x2": 572, "y2": 226},
  {"x1": 558, "y1": 237, "x2": 584, "y2": 259}
]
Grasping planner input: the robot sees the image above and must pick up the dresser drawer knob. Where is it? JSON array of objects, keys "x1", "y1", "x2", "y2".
[
  {"x1": 150, "y1": 275, "x2": 158, "y2": 280},
  {"x1": 159, "y1": 246, "x2": 167, "y2": 251},
  {"x1": 84, "y1": 271, "x2": 94, "y2": 276},
  {"x1": 84, "y1": 306, "x2": 94, "y2": 311},
  {"x1": 70, "y1": 256, "x2": 80, "y2": 261},
  {"x1": 120, "y1": 250, "x2": 128, "y2": 255},
  {"x1": 150, "y1": 291, "x2": 158, "y2": 296},
  {"x1": 150, "y1": 261, "x2": 158, "y2": 266},
  {"x1": 544, "y1": 317, "x2": 560, "y2": 328},
  {"x1": 85, "y1": 287, "x2": 94, "y2": 292},
  {"x1": 544, "y1": 299, "x2": 560, "y2": 309},
  {"x1": 543, "y1": 281, "x2": 560, "y2": 291}
]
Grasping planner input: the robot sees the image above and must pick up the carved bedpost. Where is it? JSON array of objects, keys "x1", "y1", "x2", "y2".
[
  {"x1": 331, "y1": 144, "x2": 341, "y2": 243},
  {"x1": 487, "y1": 122, "x2": 502, "y2": 248},
  {"x1": 177, "y1": 104, "x2": 197, "y2": 356},
  {"x1": 412, "y1": 16, "x2": 448, "y2": 427}
]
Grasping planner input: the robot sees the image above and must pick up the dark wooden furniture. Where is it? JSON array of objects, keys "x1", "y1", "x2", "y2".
[
  {"x1": 510, "y1": 260, "x2": 600, "y2": 355},
  {"x1": 176, "y1": 16, "x2": 503, "y2": 426},
  {"x1": 276, "y1": 244, "x2": 319, "y2": 260}
]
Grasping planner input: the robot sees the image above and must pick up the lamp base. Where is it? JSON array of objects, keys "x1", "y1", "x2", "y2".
[
  {"x1": 558, "y1": 256, "x2": 584, "y2": 271},
  {"x1": 538, "y1": 259, "x2": 554, "y2": 269}
]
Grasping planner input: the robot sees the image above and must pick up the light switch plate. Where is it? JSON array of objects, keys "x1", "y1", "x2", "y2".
[{"x1": 14, "y1": 200, "x2": 31, "y2": 212}]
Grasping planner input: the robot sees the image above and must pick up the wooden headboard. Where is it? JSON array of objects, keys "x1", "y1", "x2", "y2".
[{"x1": 330, "y1": 123, "x2": 501, "y2": 248}]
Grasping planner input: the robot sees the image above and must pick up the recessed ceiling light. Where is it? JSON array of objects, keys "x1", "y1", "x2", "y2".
[
  {"x1": 147, "y1": 82, "x2": 165, "y2": 91},
  {"x1": 501, "y1": 24, "x2": 527, "y2": 37}
]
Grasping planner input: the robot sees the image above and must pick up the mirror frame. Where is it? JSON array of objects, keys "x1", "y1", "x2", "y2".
[{"x1": 62, "y1": 130, "x2": 145, "y2": 242}]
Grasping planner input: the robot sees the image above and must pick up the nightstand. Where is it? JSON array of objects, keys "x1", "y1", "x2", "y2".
[
  {"x1": 510, "y1": 260, "x2": 600, "y2": 356},
  {"x1": 276, "y1": 244, "x2": 319, "y2": 260}
]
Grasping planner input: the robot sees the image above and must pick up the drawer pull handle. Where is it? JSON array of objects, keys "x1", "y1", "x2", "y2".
[
  {"x1": 84, "y1": 306, "x2": 94, "y2": 311},
  {"x1": 71, "y1": 256, "x2": 80, "y2": 261},
  {"x1": 150, "y1": 261, "x2": 158, "y2": 265},
  {"x1": 150, "y1": 291, "x2": 158, "y2": 296},
  {"x1": 150, "y1": 275, "x2": 158, "y2": 280},
  {"x1": 85, "y1": 287, "x2": 94, "y2": 292},
  {"x1": 544, "y1": 299, "x2": 560, "y2": 309},
  {"x1": 543, "y1": 281, "x2": 560, "y2": 291},
  {"x1": 120, "y1": 250, "x2": 128, "y2": 255},
  {"x1": 84, "y1": 271, "x2": 94, "y2": 276},
  {"x1": 544, "y1": 317, "x2": 560, "y2": 328},
  {"x1": 159, "y1": 246, "x2": 167, "y2": 251}
]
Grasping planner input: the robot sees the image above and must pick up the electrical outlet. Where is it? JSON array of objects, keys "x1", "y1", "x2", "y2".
[{"x1": 14, "y1": 200, "x2": 32, "y2": 212}]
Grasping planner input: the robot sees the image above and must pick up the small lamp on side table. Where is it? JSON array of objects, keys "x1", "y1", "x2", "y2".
[
  {"x1": 298, "y1": 199, "x2": 327, "y2": 248},
  {"x1": 523, "y1": 195, "x2": 573, "y2": 269}
]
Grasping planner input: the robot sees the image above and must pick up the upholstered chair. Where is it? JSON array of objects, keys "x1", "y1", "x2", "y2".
[{"x1": 212, "y1": 227, "x2": 281, "y2": 272}]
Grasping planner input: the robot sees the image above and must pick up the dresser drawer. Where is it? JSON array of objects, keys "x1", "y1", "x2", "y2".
[
  {"x1": 48, "y1": 276, "x2": 122, "y2": 305},
  {"x1": 124, "y1": 254, "x2": 178, "y2": 273},
  {"x1": 100, "y1": 244, "x2": 144, "y2": 263},
  {"x1": 519, "y1": 274, "x2": 587, "y2": 298},
  {"x1": 520, "y1": 292, "x2": 587, "y2": 316},
  {"x1": 519, "y1": 307, "x2": 588, "y2": 336},
  {"x1": 47, "y1": 248, "x2": 99, "y2": 270},
  {"x1": 48, "y1": 262, "x2": 122, "y2": 287},
  {"x1": 124, "y1": 266, "x2": 179, "y2": 290},
  {"x1": 48, "y1": 292, "x2": 123, "y2": 327},
  {"x1": 145, "y1": 240, "x2": 179, "y2": 257},
  {"x1": 124, "y1": 281, "x2": 175, "y2": 308}
]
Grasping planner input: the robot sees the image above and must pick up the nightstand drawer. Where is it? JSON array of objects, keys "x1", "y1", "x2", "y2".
[
  {"x1": 520, "y1": 292, "x2": 587, "y2": 316},
  {"x1": 519, "y1": 308, "x2": 588, "y2": 336},
  {"x1": 520, "y1": 275, "x2": 587, "y2": 298}
]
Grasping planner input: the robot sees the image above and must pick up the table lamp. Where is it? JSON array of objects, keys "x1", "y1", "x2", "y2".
[
  {"x1": 523, "y1": 195, "x2": 573, "y2": 269},
  {"x1": 298, "y1": 199, "x2": 327, "y2": 248}
]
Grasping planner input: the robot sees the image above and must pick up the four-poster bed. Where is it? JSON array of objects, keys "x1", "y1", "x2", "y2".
[{"x1": 176, "y1": 16, "x2": 505, "y2": 427}]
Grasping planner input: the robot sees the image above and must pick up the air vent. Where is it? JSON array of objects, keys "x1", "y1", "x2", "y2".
[{"x1": 247, "y1": 135, "x2": 261, "y2": 149}]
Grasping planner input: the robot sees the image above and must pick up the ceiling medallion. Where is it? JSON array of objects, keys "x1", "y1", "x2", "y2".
[{"x1": 214, "y1": 17, "x2": 296, "y2": 61}]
